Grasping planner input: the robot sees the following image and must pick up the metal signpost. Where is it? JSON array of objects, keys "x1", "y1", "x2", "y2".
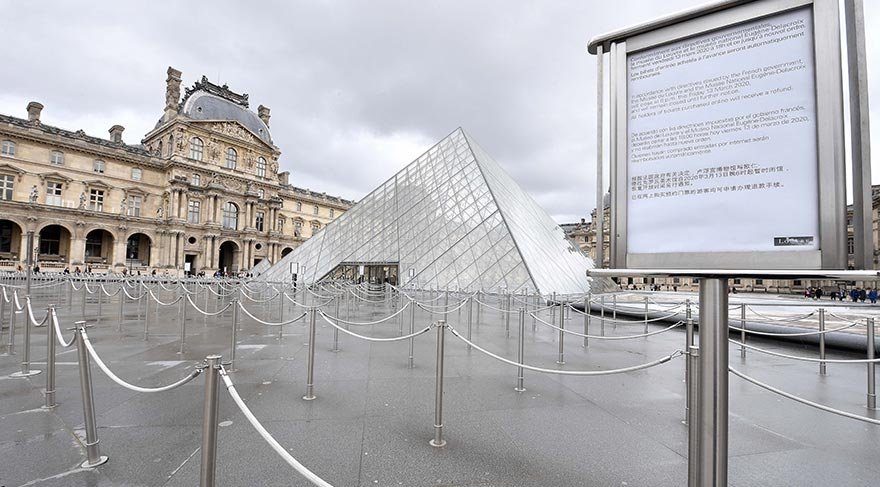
[{"x1": 587, "y1": 1, "x2": 872, "y2": 485}]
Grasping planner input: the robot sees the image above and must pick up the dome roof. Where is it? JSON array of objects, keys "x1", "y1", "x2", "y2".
[{"x1": 181, "y1": 91, "x2": 273, "y2": 145}]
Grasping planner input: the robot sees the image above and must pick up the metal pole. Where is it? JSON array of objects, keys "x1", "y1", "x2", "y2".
[
  {"x1": 12, "y1": 297, "x2": 40, "y2": 377},
  {"x1": 550, "y1": 291, "x2": 556, "y2": 326},
  {"x1": 75, "y1": 323, "x2": 108, "y2": 468},
  {"x1": 515, "y1": 308, "x2": 526, "y2": 392},
  {"x1": 278, "y1": 288, "x2": 284, "y2": 341},
  {"x1": 740, "y1": 304, "x2": 746, "y2": 358},
  {"x1": 430, "y1": 320, "x2": 447, "y2": 447},
  {"x1": 332, "y1": 295, "x2": 340, "y2": 352},
  {"x1": 199, "y1": 354, "x2": 222, "y2": 487},
  {"x1": 407, "y1": 297, "x2": 415, "y2": 367},
  {"x1": 466, "y1": 295, "x2": 473, "y2": 351},
  {"x1": 143, "y1": 288, "x2": 150, "y2": 341},
  {"x1": 697, "y1": 277, "x2": 729, "y2": 487},
  {"x1": 476, "y1": 291, "x2": 481, "y2": 328},
  {"x1": 595, "y1": 43, "x2": 605, "y2": 270},
  {"x1": 118, "y1": 287, "x2": 125, "y2": 333},
  {"x1": 600, "y1": 295, "x2": 606, "y2": 336},
  {"x1": 612, "y1": 293, "x2": 617, "y2": 322},
  {"x1": 687, "y1": 345, "x2": 701, "y2": 487},
  {"x1": 178, "y1": 294, "x2": 187, "y2": 355},
  {"x1": 505, "y1": 292, "x2": 511, "y2": 338},
  {"x1": 81, "y1": 282, "x2": 86, "y2": 319},
  {"x1": 819, "y1": 308, "x2": 827, "y2": 375},
  {"x1": 43, "y1": 307, "x2": 57, "y2": 409},
  {"x1": 229, "y1": 300, "x2": 239, "y2": 370},
  {"x1": 644, "y1": 296, "x2": 649, "y2": 334},
  {"x1": 685, "y1": 315, "x2": 695, "y2": 423},
  {"x1": 583, "y1": 295, "x2": 590, "y2": 348},
  {"x1": 867, "y1": 317, "x2": 876, "y2": 409},
  {"x1": 303, "y1": 308, "x2": 317, "y2": 400},
  {"x1": 557, "y1": 302, "x2": 565, "y2": 365},
  {"x1": 25, "y1": 231, "x2": 33, "y2": 297}
]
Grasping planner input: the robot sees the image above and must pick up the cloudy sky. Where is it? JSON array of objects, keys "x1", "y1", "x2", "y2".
[{"x1": 2, "y1": 1, "x2": 877, "y2": 223}]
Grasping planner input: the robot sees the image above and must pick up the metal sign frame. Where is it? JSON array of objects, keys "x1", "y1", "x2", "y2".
[{"x1": 602, "y1": 0, "x2": 847, "y2": 270}]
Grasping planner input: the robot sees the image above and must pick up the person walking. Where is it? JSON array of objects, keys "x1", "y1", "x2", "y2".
[
  {"x1": 859, "y1": 288, "x2": 867, "y2": 303},
  {"x1": 868, "y1": 288, "x2": 877, "y2": 305}
]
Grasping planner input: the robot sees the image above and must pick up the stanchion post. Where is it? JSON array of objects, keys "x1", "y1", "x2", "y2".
[
  {"x1": 75, "y1": 322, "x2": 108, "y2": 468},
  {"x1": 684, "y1": 314, "x2": 695, "y2": 423},
  {"x1": 466, "y1": 295, "x2": 473, "y2": 351},
  {"x1": 332, "y1": 296, "x2": 340, "y2": 352},
  {"x1": 644, "y1": 296, "x2": 649, "y2": 333},
  {"x1": 697, "y1": 277, "x2": 729, "y2": 487},
  {"x1": 505, "y1": 292, "x2": 511, "y2": 338},
  {"x1": 740, "y1": 304, "x2": 746, "y2": 358},
  {"x1": 11, "y1": 297, "x2": 41, "y2": 377},
  {"x1": 867, "y1": 317, "x2": 876, "y2": 410},
  {"x1": 230, "y1": 299, "x2": 240, "y2": 370},
  {"x1": 583, "y1": 295, "x2": 590, "y2": 348},
  {"x1": 303, "y1": 308, "x2": 317, "y2": 400},
  {"x1": 118, "y1": 288, "x2": 125, "y2": 333},
  {"x1": 81, "y1": 283, "x2": 87, "y2": 319},
  {"x1": 600, "y1": 295, "x2": 606, "y2": 336},
  {"x1": 515, "y1": 308, "x2": 526, "y2": 392},
  {"x1": 818, "y1": 308, "x2": 826, "y2": 375},
  {"x1": 687, "y1": 344, "x2": 700, "y2": 486},
  {"x1": 178, "y1": 295, "x2": 187, "y2": 355},
  {"x1": 7, "y1": 293, "x2": 15, "y2": 354},
  {"x1": 430, "y1": 320, "x2": 447, "y2": 447},
  {"x1": 556, "y1": 300, "x2": 565, "y2": 365},
  {"x1": 43, "y1": 307, "x2": 57, "y2": 409},
  {"x1": 475, "y1": 291, "x2": 481, "y2": 328},
  {"x1": 550, "y1": 291, "x2": 556, "y2": 325},
  {"x1": 407, "y1": 297, "x2": 415, "y2": 367},
  {"x1": 199, "y1": 354, "x2": 221, "y2": 487}
]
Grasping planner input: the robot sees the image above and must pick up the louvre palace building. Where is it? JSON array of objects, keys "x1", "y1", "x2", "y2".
[{"x1": 0, "y1": 67, "x2": 352, "y2": 276}]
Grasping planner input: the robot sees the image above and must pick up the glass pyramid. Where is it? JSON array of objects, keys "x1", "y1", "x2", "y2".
[{"x1": 260, "y1": 128, "x2": 595, "y2": 295}]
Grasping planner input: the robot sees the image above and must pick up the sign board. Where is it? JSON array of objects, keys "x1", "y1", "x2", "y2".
[
  {"x1": 604, "y1": 0, "x2": 846, "y2": 269},
  {"x1": 289, "y1": 262, "x2": 299, "y2": 275}
]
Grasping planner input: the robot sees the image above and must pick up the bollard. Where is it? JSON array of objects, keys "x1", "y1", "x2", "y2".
[
  {"x1": 332, "y1": 296, "x2": 340, "y2": 352},
  {"x1": 740, "y1": 304, "x2": 746, "y2": 358},
  {"x1": 818, "y1": 308, "x2": 826, "y2": 375},
  {"x1": 515, "y1": 308, "x2": 526, "y2": 392},
  {"x1": 644, "y1": 296, "x2": 649, "y2": 334},
  {"x1": 303, "y1": 308, "x2": 317, "y2": 400},
  {"x1": 75, "y1": 323, "x2": 109, "y2": 468},
  {"x1": 466, "y1": 296, "x2": 473, "y2": 351},
  {"x1": 408, "y1": 297, "x2": 415, "y2": 367},
  {"x1": 697, "y1": 278, "x2": 729, "y2": 487},
  {"x1": 118, "y1": 289, "x2": 126, "y2": 333},
  {"x1": 11, "y1": 297, "x2": 41, "y2": 377},
  {"x1": 199, "y1": 355, "x2": 222, "y2": 487},
  {"x1": 583, "y1": 296, "x2": 590, "y2": 348},
  {"x1": 43, "y1": 307, "x2": 57, "y2": 409},
  {"x1": 178, "y1": 295, "x2": 188, "y2": 355},
  {"x1": 6, "y1": 294, "x2": 15, "y2": 354},
  {"x1": 684, "y1": 315, "x2": 695, "y2": 423},
  {"x1": 557, "y1": 301, "x2": 565, "y2": 365},
  {"x1": 687, "y1": 345, "x2": 700, "y2": 486},
  {"x1": 230, "y1": 300, "x2": 240, "y2": 370},
  {"x1": 868, "y1": 317, "x2": 876, "y2": 410},
  {"x1": 505, "y1": 293, "x2": 511, "y2": 338},
  {"x1": 430, "y1": 320, "x2": 447, "y2": 447}
]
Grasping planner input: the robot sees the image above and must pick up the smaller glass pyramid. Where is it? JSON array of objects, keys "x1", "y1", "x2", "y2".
[{"x1": 260, "y1": 128, "x2": 595, "y2": 295}]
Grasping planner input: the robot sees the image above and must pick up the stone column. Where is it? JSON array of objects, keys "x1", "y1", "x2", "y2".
[
  {"x1": 69, "y1": 237, "x2": 86, "y2": 266},
  {"x1": 206, "y1": 196, "x2": 214, "y2": 224},
  {"x1": 244, "y1": 203, "x2": 252, "y2": 229},
  {"x1": 113, "y1": 235, "x2": 127, "y2": 268},
  {"x1": 179, "y1": 192, "x2": 188, "y2": 221},
  {"x1": 169, "y1": 190, "x2": 178, "y2": 221},
  {"x1": 213, "y1": 196, "x2": 221, "y2": 223}
]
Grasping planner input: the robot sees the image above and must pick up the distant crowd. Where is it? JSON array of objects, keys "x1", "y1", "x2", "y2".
[{"x1": 806, "y1": 286, "x2": 877, "y2": 304}]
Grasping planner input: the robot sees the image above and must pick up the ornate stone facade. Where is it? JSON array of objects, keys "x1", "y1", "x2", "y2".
[{"x1": 0, "y1": 67, "x2": 353, "y2": 275}]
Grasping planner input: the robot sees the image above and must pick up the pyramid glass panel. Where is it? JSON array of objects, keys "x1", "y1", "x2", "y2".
[{"x1": 260, "y1": 128, "x2": 595, "y2": 295}]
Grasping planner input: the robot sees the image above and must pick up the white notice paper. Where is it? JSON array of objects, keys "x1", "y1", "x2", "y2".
[{"x1": 626, "y1": 7, "x2": 819, "y2": 254}]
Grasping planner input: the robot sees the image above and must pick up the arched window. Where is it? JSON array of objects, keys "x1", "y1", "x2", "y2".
[
  {"x1": 190, "y1": 137, "x2": 204, "y2": 161},
  {"x1": 226, "y1": 148, "x2": 237, "y2": 169},
  {"x1": 157, "y1": 141, "x2": 163, "y2": 156},
  {"x1": 50, "y1": 150, "x2": 64, "y2": 165},
  {"x1": 222, "y1": 202, "x2": 239, "y2": 230},
  {"x1": 256, "y1": 157, "x2": 267, "y2": 178}
]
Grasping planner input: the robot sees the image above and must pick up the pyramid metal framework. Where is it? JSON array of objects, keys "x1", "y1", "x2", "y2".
[{"x1": 260, "y1": 128, "x2": 595, "y2": 295}]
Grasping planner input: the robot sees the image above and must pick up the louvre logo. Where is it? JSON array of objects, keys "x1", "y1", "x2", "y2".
[{"x1": 773, "y1": 236, "x2": 814, "y2": 247}]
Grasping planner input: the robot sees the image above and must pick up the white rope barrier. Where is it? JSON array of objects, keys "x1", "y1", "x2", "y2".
[
  {"x1": 731, "y1": 339, "x2": 880, "y2": 363},
  {"x1": 318, "y1": 311, "x2": 432, "y2": 342},
  {"x1": 237, "y1": 302, "x2": 309, "y2": 327}
]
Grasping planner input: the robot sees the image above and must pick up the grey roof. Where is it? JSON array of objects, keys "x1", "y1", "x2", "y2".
[
  {"x1": 0, "y1": 114, "x2": 154, "y2": 158},
  {"x1": 181, "y1": 92, "x2": 273, "y2": 145}
]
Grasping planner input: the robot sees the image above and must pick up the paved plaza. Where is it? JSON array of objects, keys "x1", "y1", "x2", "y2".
[{"x1": 2, "y1": 281, "x2": 880, "y2": 486}]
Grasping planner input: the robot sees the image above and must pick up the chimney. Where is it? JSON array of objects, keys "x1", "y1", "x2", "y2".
[
  {"x1": 26, "y1": 102, "x2": 44, "y2": 124},
  {"x1": 258, "y1": 105, "x2": 271, "y2": 126},
  {"x1": 109, "y1": 125, "x2": 124, "y2": 143},
  {"x1": 164, "y1": 66, "x2": 183, "y2": 121}
]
